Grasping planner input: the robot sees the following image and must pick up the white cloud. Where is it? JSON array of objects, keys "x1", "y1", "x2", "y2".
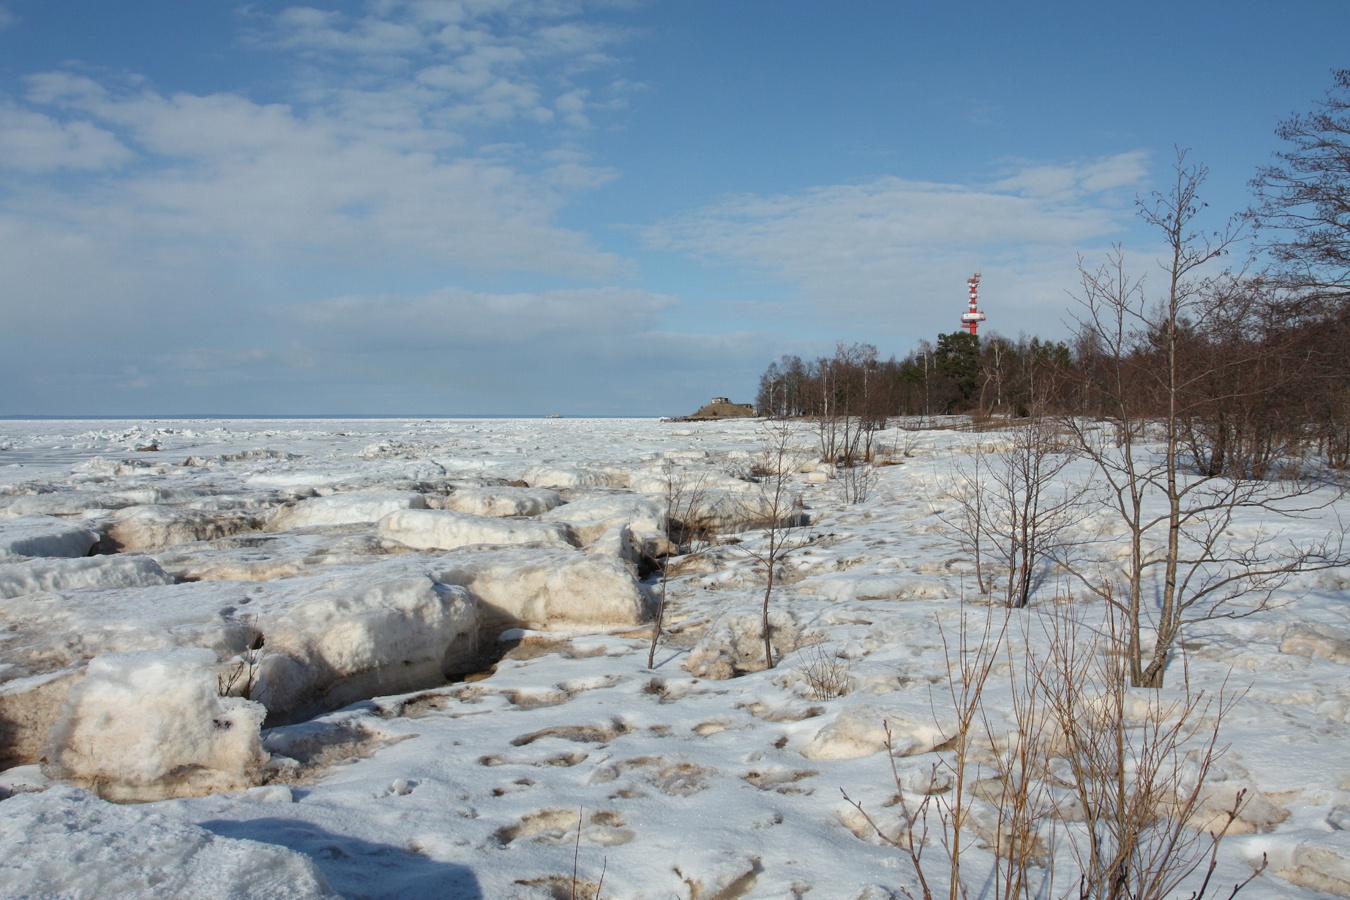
[
  {"x1": 643, "y1": 155, "x2": 1150, "y2": 336},
  {"x1": 0, "y1": 102, "x2": 133, "y2": 172},
  {"x1": 0, "y1": 1, "x2": 649, "y2": 414},
  {"x1": 3, "y1": 72, "x2": 622, "y2": 276},
  {"x1": 247, "y1": 0, "x2": 632, "y2": 133},
  {"x1": 0, "y1": 6, "x2": 16, "y2": 30},
  {"x1": 280, "y1": 285, "x2": 675, "y2": 347}
]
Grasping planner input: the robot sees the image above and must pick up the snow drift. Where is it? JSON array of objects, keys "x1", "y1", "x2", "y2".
[{"x1": 46, "y1": 648, "x2": 268, "y2": 801}]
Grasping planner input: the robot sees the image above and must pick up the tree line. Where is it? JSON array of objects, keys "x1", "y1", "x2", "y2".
[{"x1": 756, "y1": 69, "x2": 1350, "y2": 481}]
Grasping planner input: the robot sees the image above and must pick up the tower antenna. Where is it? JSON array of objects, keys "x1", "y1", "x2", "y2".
[{"x1": 960, "y1": 273, "x2": 986, "y2": 335}]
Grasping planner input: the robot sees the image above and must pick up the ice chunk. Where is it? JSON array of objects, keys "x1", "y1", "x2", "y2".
[
  {"x1": 0, "y1": 786, "x2": 336, "y2": 898},
  {"x1": 522, "y1": 465, "x2": 627, "y2": 488},
  {"x1": 0, "y1": 580, "x2": 259, "y2": 767},
  {"x1": 255, "y1": 574, "x2": 480, "y2": 723},
  {"x1": 378, "y1": 508, "x2": 577, "y2": 551},
  {"x1": 684, "y1": 487, "x2": 803, "y2": 535},
  {"x1": 428, "y1": 549, "x2": 650, "y2": 631},
  {"x1": 0, "y1": 492, "x2": 134, "y2": 519},
  {"x1": 435, "y1": 486, "x2": 562, "y2": 518},
  {"x1": 0, "y1": 555, "x2": 173, "y2": 599},
  {"x1": 540, "y1": 494, "x2": 668, "y2": 545},
  {"x1": 684, "y1": 607, "x2": 808, "y2": 679},
  {"x1": 1280, "y1": 624, "x2": 1350, "y2": 664},
  {"x1": 1273, "y1": 835, "x2": 1350, "y2": 895},
  {"x1": 802, "y1": 706, "x2": 948, "y2": 760},
  {"x1": 0, "y1": 516, "x2": 101, "y2": 559},
  {"x1": 104, "y1": 505, "x2": 263, "y2": 551},
  {"x1": 46, "y1": 647, "x2": 268, "y2": 801},
  {"x1": 267, "y1": 490, "x2": 427, "y2": 531}
]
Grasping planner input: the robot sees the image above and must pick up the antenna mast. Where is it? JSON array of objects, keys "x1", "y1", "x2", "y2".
[{"x1": 960, "y1": 273, "x2": 986, "y2": 335}]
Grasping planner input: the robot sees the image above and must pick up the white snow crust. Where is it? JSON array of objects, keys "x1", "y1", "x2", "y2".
[
  {"x1": 0, "y1": 515, "x2": 101, "y2": 559},
  {"x1": 378, "y1": 507, "x2": 578, "y2": 551},
  {"x1": 47, "y1": 648, "x2": 268, "y2": 801},
  {"x1": 0, "y1": 554, "x2": 173, "y2": 599},
  {"x1": 267, "y1": 490, "x2": 427, "y2": 530},
  {"x1": 0, "y1": 786, "x2": 336, "y2": 898},
  {"x1": 0, "y1": 416, "x2": 1345, "y2": 899},
  {"x1": 436, "y1": 485, "x2": 562, "y2": 518}
]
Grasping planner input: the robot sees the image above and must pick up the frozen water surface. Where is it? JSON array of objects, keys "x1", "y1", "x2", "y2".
[{"x1": 0, "y1": 417, "x2": 1346, "y2": 898}]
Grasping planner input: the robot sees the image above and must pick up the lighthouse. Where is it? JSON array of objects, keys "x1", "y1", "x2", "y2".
[{"x1": 961, "y1": 273, "x2": 986, "y2": 336}]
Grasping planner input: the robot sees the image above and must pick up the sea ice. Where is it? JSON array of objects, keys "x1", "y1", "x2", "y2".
[
  {"x1": 434, "y1": 485, "x2": 562, "y2": 518},
  {"x1": 0, "y1": 515, "x2": 101, "y2": 559},
  {"x1": 0, "y1": 786, "x2": 336, "y2": 898},
  {"x1": 266, "y1": 490, "x2": 427, "y2": 531},
  {"x1": 46, "y1": 648, "x2": 268, "y2": 801},
  {"x1": 0, "y1": 554, "x2": 173, "y2": 599},
  {"x1": 377, "y1": 508, "x2": 578, "y2": 551}
]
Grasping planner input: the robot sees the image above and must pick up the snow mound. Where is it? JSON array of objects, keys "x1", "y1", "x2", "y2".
[
  {"x1": 0, "y1": 786, "x2": 336, "y2": 899},
  {"x1": 797, "y1": 573, "x2": 950, "y2": 602},
  {"x1": 541, "y1": 494, "x2": 668, "y2": 545},
  {"x1": 267, "y1": 490, "x2": 427, "y2": 530},
  {"x1": 47, "y1": 648, "x2": 268, "y2": 801},
  {"x1": 684, "y1": 607, "x2": 809, "y2": 679},
  {"x1": 0, "y1": 492, "x2": 134, "y2": 519},
  {"x1": 429, "y1": 549, "x2": 650, "y2": 631},
  {"x1": 255, "y1": 574, "x2": 481, "y2": 723},
  {"x1": 685, "y1": 487, "x2": 803, "y2": 534},
  {"x1": 1269, "y1": 834, "x2": 1350, "y2": 896},
  {"x1": 105, "y1": 505, "x2": 263, "y2": 551},
  {"x1": 0, "y1": 516, "x2": 101, "y2": 559},
  {"x1": 0, "y1": 554, "x2": 173, "y2": 599},
  {"x1": 1280, "y1": 624, "x2": 1350, "y2": 664},
  {"x1": 801, "y1": 705, "x2": 947, "y2": 760},
  {"x1": 378, "y1": 508, "x2": 577, "y2": 551},
  {"x1": 522, "y1": 465, "x2": 627, "y2": 488},
  {"x1": 435, "y1": 486, "x2": 562, "y2": 518}
]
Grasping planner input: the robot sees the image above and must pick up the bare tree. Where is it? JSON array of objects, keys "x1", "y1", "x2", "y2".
[
  {"x1": 645, "y1": 466, "x2": 713, "y2": 669},
  {"x1": 1248, "y1": 68, "x2": 1350, "y2": 294},
  {"x1": 1067, "y1": 150, "x2": 1348, "y2": 687},
  {"x1": 741, "y1": 418, "x2": 810, "y2": 670},
  {"x1": 987, "y1": 415, "x2": 1083, "y2": 609},
  {"x1": 937, "y1": 409, "x2": 1081, "y2": 607},
  {"x1": 936, "y1": 440, "x2": 995, "y2": 597}
]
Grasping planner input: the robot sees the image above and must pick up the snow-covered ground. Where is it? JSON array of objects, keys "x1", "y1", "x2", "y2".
[{"x1": 0, "y1": 417, "x2": 1346, "y2": 899}]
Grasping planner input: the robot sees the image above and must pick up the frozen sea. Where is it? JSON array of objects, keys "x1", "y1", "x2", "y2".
[{"x1": 0, "y1": 416, "x2": 1346, "y2": 899}]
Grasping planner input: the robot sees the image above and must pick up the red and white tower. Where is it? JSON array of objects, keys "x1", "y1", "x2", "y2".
[{"x1": 960, "y1": 273, "x2": 986, "y2": 335}]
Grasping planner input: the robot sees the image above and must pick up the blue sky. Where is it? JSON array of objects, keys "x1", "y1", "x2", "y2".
[{"x1": 0, "y1": 1, "x2": 1344, "y2": 417}]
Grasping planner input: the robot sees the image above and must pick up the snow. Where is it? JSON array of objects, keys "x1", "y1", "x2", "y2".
[
  {"x1": 0, "y1": 416, "x2": 1344, "y2": 899},
  {"x1": 437, "y1": 486, "x2": 563, "y2": 518},
  {"x1": 0, "y1": 554, "x2": 173, "y2": 599},
  {"x1": 377, "y1": 508, "x2": 578, "y2": 551},
  {"x1": 47, "y1": 648, "x2": 268, "y2": 801},
  {"x1": 266, "y1": 490, "x2": 428, "y2": 530},
  {"x1": 0, "y1": 515, "x2": 101, "y2": 559},
  {"x1": 0, "y1": 786, "x2": 336, "y2": 898}
]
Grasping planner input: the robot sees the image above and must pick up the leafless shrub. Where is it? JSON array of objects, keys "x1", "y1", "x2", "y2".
[
  {"x1": 795, "y1": 639, "x2": 851, "y2": 700},
  {"x1": 835, "y1": 460, "x2": 880, "y2": 505},
  {"x1": 740, "y1": 418, "x2": 812, "y2": 670},
  {"x1": 844, "y1": 599, "x2": 1266, "y2": 900},
  {"x1": 646, "y1": 467, "x2": 714, "y2": 669},
  {"x1": 217, "y1": 627, "x2": 266, "y2": 701}
]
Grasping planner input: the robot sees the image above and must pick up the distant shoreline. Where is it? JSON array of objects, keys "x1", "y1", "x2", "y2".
[{"x1": 0, "y1": 414, "x2": 665, "y2": 422}]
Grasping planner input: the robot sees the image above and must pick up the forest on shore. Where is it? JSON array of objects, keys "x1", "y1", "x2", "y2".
[{"x1": 756, "y1": 69, "x2": 1350, "y2": 482}]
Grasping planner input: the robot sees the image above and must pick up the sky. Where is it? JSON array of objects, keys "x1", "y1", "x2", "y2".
[{"x1": 0, "y1": 1, "x2": 1345, "y2": 417}]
